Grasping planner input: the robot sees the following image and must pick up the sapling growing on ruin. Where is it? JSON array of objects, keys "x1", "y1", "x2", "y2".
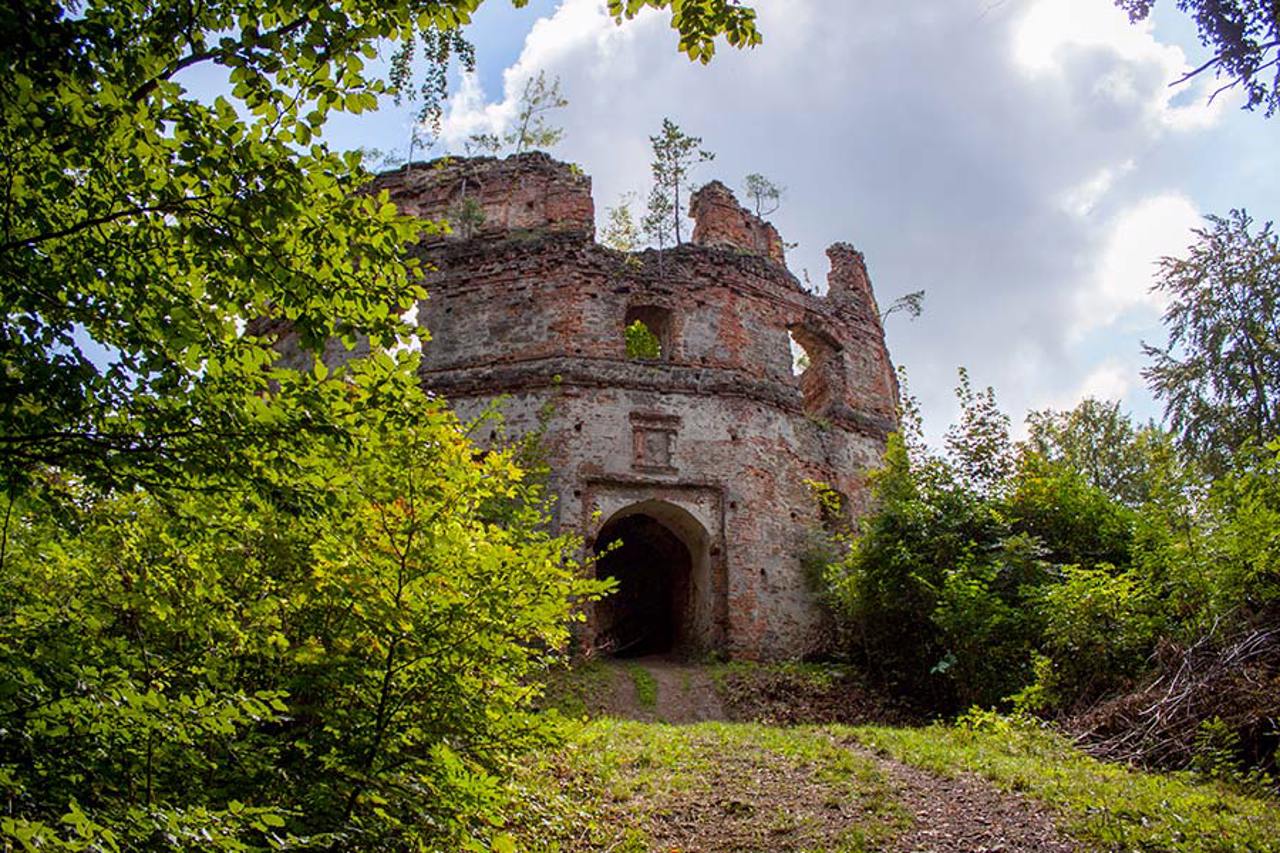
[
  {"x1": 880, "y1": 289, "x2": 926, "y2": 323},
  {"x1": 603, "y1": 194, "x2": 642, "y2": 254},
  {"x1": 465, "y1": 71, "x2": 569, "y2": 156},
  {"x1": 743, "y1": 173, "x2": 783, "y2": 216},
  {"x1": 648, "y1": 118, "x2": 715, "y2": 246}
]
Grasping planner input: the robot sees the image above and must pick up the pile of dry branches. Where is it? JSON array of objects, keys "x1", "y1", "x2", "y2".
[{"x1": 1074, "y1": 623, "x2": 1280, "y2": 770}]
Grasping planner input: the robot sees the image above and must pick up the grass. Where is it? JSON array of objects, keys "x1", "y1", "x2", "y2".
[
  {"x1": 498, "y1": 719, "x2": 906, "y2": 852},
  {"x1": 537, "y1": 658, "x2": 612, "y2": 718},
  {"x1": 625, "y1": 662, "x2": 658, "y2": 708},
  {"x1": 849, "y1": 713, "x2": 1280, "y2": 853},
  {"x1": 525, "y1": 662, "x2": 1279, "y2": 852}
]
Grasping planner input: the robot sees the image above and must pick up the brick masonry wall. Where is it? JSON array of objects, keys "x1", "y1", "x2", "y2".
[{"x1": 374, "y1": 153, "x2": 899, "y2": 660}]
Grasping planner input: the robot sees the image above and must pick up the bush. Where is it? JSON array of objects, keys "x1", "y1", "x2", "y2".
[
  {"x1": 1033, "y1": 565, "x2": 1159, "y2": 708},
  {"x1": 0, "y1": 401, "x2": 608, "y2": 850}
]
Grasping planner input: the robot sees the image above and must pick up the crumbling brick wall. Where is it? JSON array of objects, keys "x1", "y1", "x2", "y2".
[{"x1": 370, "y1": 153, "x2": 898, "y2": 660}]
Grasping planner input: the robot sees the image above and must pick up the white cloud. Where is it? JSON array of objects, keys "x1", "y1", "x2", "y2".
[
  {"x1": 1078, "y1": 360, "x2": 1134, "y2": 401},
  {"x1": 1011, "y1": 0, "x2": 1229, "y2": 130},
  {"x1": 1072, "y1": 192, "x2": 1200, "y2": 336},
  {"x1": 1059, "y1": 160, "x2": 1135, "y2": 217},
  {"x1": 443, "y1": 0, "x2": 1240, "y2": 444}
]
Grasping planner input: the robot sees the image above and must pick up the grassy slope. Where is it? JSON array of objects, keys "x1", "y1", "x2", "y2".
[
  {"x1": 516, "y1": 663, "x2": 1278, "y2": 852},
  {"x1": 852, "y1": 717, "x2": 1280, "y2": 853},
  {"x1": 501, "y1": 719, "x2": 905, "y2": 852}
]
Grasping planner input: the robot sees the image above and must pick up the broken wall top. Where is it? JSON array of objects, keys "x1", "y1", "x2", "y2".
[{"x1": 372, "y1": 151, "x2": 595, "y2": 241}]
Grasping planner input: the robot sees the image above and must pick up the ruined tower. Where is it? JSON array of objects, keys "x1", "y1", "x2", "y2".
[{"x1": 373, "y1": 152, "x2": 898, "y2": 660}]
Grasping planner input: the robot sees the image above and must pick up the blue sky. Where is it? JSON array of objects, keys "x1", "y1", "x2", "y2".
[{"x1": 237, "y1": 0, "x2": 1280, "y2": 443}]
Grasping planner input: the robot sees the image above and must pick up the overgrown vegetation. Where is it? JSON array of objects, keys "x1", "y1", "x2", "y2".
[
  {"x1": 0, "y1": 382, "x2": 611, "y2": 849},
  {"x1": 0, "y1": 0, "x2": 760, "y2": 848},
  {"x1": 624, "y1": 319, "x2": 663, "y2": 360},
  {"x1": 817, "y1": 208, "x2": 1280, "y2": 789},
  {"x1": 821, "y1": 374, "x2": 1279, "y2": 779}
]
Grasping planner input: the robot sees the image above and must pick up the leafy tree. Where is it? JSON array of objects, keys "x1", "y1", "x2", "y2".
[
  {"x1": 944, "y1": 368, "x2": 1014, "y2": 496},
  {"x1": 607, "y1": 0, "x2": 762, "y2": 63},
  {"x1": 642, "y1": 185, "x2": 677, "y2": 253},
  {"x1": 0, "y1": 0, "x2": 760, "y2": 497},
  {"x1": 1116, "y1": 0, "x2": 1280, "y2": 115},
  {"x1": 466, "y1": 70, "x2": 568, "y2": 155},
  {"x1": 0, "y1": 388, "x2": 609, "y2": 848},
  {"x1": 1024, "y1": 398, "x2": 1164, "y2": 506},
  {"x1": 1143, "y1": 209, "x2": 1280, "y2": 473},
  {"x1": 1032, "y1": 565, "x2": 1159, "y2": 708},
  {"x1": 647, "y1": 117, "x2": 715, "y2": 246},
  {"x1": 508, "y1": 70, "x2": 568, "y2": 154},
  {"x1": 743, "y1": 172, "x2": 782, "y2": 216}
]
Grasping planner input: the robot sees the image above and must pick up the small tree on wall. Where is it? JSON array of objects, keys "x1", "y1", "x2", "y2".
[
  {"x1": 647, "y1": 118, "x2": 715, "y2": 246},
  {"x1": 603, "y1": 193, "x2": 642, "y2": 253},
  {"x1": 466, "y1": 70, "x2": 569, "y2": 156},
  {"x1": 743, "y1": 173, "x2": 783, "y2": 217}
]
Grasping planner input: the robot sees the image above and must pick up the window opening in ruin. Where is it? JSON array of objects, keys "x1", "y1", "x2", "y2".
[
  {"x1": 624, "y1": 305, "x2": 671, "y2": 360},
  {"x1": 788, "y1": 329, "x2": 809, "y2": 377},
  {"x1": 594, "y1": 512, "x2": 693, "y2": 657},
  {"x1": 788, "y1": 325, "x2": 841, "y2": 417}
]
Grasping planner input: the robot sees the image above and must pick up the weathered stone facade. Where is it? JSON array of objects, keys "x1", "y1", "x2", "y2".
[{"x1": 373, "y1": 152, "x2": 898, "y2": 660}]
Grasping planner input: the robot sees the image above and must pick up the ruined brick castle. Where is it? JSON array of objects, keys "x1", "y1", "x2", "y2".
[{"x1": 374, "y1": 153, "x2": 898, "y2": 660}]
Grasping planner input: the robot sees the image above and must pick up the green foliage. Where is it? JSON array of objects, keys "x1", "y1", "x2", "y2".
[
  {"x1": 453, "y1": 193, "x2": 488, "y2": 238},
  {"x1": 742, "y1": 173, "x2": 782, "y2": 217},
  {"x1": 606, "y1": 0, "x2": 762, "y2": 64},
  {"x1": 1006, "y1": 452, "x2": 1137, "y2": 568},
  {"x1": 0, "y1": 392, "x2": 610, "y2": 849},
  {"x1": 1137, "y1": 441, "x2": 1280, "y2": 633},
  {"x1": 879, "y1": 289, "x2": 926, "y2": 323},
  {"x1": 1, "y1": 0, "x2": 462, "y2": 495},
  {"x1": 508, "y1": 71, "x2": 569, "y2": 154},
  {"x1": 1033, "y1": 565, "x2": 1159, "y2": 707},
  {"x1": 1024, "y1": 398, "x2": 1162, "y2": 506},
  {"x1": 624, "y1": 319, "x2": 662, "y2": 360},
  {"x1": 823, "y1": 362, "x2": 1280, "y2": 725},
  {"x1": 1190, "y1": 716, "x2": 1277, "y2": 795},
  {"x1": 466, "y1": 70, "x2": 568, "y2": 156},
  {"x1": 824, "y1": 422, "x2": 1007, "y2": 704},
  {"x1": 602, "y1": 194, "x2": 642, "y2": 255},
  {"x1": 931, "y1": 536, "x2": 1048, "y2": 708},
  {"x1": 641, "y1": 185, "x2": 676, "y2": 252},
  {"x1": 626, "y1": 664, "x2": 659, "y2": 708},
  {"x1": 1143, "y1": 210, "x2": 1280, "y2": 474},
  {"x1": 944, "y1": 368, "x2": 1014, "y2": 496}
]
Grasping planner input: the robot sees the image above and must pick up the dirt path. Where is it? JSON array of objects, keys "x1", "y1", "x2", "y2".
[
  {"x1": 843, "y1": 738, "x2": 1077, "y2": 852},
  {"x1": 595, "y1": 659, "x2": 1080, "y2": 852},
  {"x1": 604, "y1": 656, "x2": 726, "y2": 723}
]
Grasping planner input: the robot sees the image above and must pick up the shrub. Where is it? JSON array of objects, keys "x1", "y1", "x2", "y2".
[
  {"x1": 0, "y1": 403, "x2": 608, "y2": 850},
  {"x1": 1033, "y1": 565, "x2": 1159, "y2": 708}
]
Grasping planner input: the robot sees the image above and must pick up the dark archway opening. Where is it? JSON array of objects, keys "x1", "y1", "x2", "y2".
[{"x1": 594, "y1": 513, "x2": 692, "y2": 657}]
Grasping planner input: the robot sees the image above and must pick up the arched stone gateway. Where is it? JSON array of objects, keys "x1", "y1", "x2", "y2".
[{"x1": 592, "y1": 500, "x2": 715, "y2": 657}]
